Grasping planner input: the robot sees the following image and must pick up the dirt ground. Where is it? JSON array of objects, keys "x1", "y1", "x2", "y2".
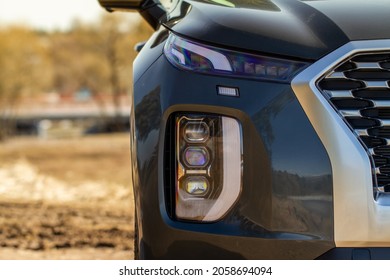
[{"x1": 0, "y1": 134, "x2": 134, "y2": 259}]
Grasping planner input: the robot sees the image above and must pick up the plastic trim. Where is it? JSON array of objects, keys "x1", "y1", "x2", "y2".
[{"x1": 292, "y1": 40, "x2": 390, "y2": 247}]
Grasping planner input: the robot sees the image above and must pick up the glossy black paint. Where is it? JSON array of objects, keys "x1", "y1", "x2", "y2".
[
  {"x1": 131, "y1": 28, "x2": 334, "y2": 259},
  {"x1": 133, "y1": 26, "x2": 168, "y2": 83},
  {"x1": 317, "y1": 248, "x2": 390, "y2": 260},
  {"x1": 304, "y1": 0, "x2": 390, "y2": 41},
  {"x1": 163, "y1": 0, "x2": 390, "y2": 60}
]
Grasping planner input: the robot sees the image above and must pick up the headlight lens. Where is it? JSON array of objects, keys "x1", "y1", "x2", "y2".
[{"x1": 164, "y1": 33, "x2": 308, "y2": 83}]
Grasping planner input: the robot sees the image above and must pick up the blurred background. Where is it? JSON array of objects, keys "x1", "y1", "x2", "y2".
[{"x1": 0, "y1": 0, "x2": 152, "y2": 259}]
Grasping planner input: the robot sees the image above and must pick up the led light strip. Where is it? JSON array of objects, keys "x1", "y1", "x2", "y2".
[{"x1": 204, "y1": 116, "x2": 242, "y2": 221}]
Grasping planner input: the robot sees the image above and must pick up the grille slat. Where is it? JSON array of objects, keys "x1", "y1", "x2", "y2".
[
  {"x1": 318, "y1": 52, "x2": 390, "y2": 198},
  {"x1": 319, "y1": 79, "x2": 365, "y2": 90},
  {"x1": 372, "y1": 100, "x2": 390, "y2": 107},
  {"x1": 325, "y1": 90, "x2": 354, "y2": 98},
  {"x1": 374, "y1": 155, "x2": 390, "y2": 166},
  {"x1": 346, "y1": 70, "x2": 390, "y2": 80},
  {"x1": 374, "y1": 146, "x2": 390, "y2": 156},
  {"x1": 355, "y1": 62, "x2": 382, "y2": 69},
  {"x1": 368, "y1": 127, "x2": 390, "y2": 138},
  {"x1": 360, "y1": 136, "x2": 386, "y2": 148},
  {"x1": 381, "y1": 62, "x2": 390, "y2": 69},
  {"x1": 379, "y1": 119, "x2": 390, "y2": 126},
  {"x1": 362, "y1": 108, "x2": 390, "y2": 119},
  {"x1": 331, "y1": 98, "x2": 373, "y2": 110},
  {"x1": 354, "y1": 89, "x2": 390, "y2": 100},
  {"x1": 351, "y1": 54, "x2": 390, "y2": 62},
  {"x1": 379, "y1": 165, "x2": 390, "y2": 174},
  {"x1": 346, "y1": 117, "x2": 379, "y2": 129},
  {"x1": 326, "y1": 72, "x2": 347, "y2": 79},
  {"x1": 363, "y1": 81, "x2": 390, "y2": 89},
  {"x1": 377, "y1": 174, "x2": 390, "y2": 187},
  {"x1": 339, "y1": 109, "x2": 362, "y2": 117}
]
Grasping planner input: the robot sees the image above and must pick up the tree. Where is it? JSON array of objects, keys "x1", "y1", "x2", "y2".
[
  {"x1": 0, "y1": 26, "x2": 53, "y2": 140},
  {"x1": 49, "y1": 14, "x2": 152, "y2": 120},
  {"x1": 0, "y1": 14, "x2": 154, "y2": 139},
  {"x1": 95, "y1": 13, "x2": 152, "y2": 122}
]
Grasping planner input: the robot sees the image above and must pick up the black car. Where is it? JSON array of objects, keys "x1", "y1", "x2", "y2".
[{"x1": 98, "y1": 0, "x2": 390, "y2": 259}]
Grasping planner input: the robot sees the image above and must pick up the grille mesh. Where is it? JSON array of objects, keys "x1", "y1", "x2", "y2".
[{"x1": 317, "y1": 52, "x2": 390, "y2": 199}]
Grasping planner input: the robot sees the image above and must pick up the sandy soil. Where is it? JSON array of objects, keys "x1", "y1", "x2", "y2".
[{"x1": 0, "y1": 134, "x2": 134, "y2": 259}]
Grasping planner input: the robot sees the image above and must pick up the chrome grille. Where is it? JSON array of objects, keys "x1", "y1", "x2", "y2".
[{"x1": 317, "y1": 52, "x2": 390, "y2": 198}]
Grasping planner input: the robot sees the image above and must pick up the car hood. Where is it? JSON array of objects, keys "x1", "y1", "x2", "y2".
[{"x1": 164, "y1": 0, "x2": 390, "y2": 60}]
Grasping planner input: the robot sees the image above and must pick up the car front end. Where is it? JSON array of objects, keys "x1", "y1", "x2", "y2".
[{"x1": 99, "y1": 0, "x2": 390, "y2": 259}]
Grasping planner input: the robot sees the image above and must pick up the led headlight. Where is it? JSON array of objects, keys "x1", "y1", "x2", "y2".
[
  {"x1": 175, "y1": 114, "x2": 242, "y2": 222},
  {"x1": 184, "y1": 176, "x2": 209, "y2": 195},
  {"x1": 184, "y1": 147, "x2": 209, "y2": 167},
  {"x1": 164, "y1": 33, "x2": 308, "y2": 82},
  {"x1": 184, "y1": 122, "x2": 209, "y2": 143}
]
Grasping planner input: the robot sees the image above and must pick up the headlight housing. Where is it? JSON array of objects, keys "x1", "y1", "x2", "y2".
[
  {"x1": 175, "y1": 113, "x2": 242, "y2": 222},
  {"x1": 164, "y1": 33, "x2": 308, "y2": 83}
]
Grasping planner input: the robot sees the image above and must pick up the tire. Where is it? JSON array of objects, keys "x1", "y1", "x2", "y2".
[{"x1": 133, "y1": 209, "x2": 140, "y2": 260}]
